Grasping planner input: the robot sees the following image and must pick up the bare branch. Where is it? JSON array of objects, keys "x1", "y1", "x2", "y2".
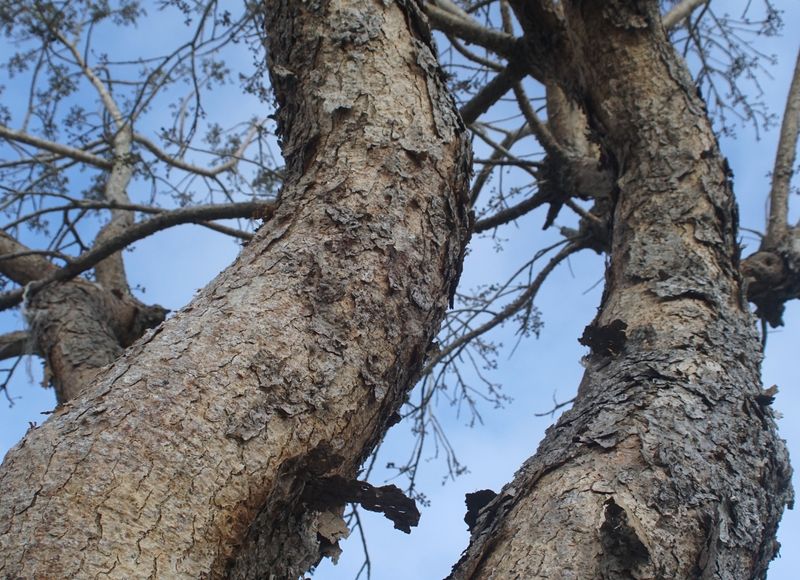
[
  {"x1": 511, "y1": 82, "x2": 565, "y2": 159},
  {"x1": 765, "y1": 48, "x2": 800, "y2": 247},
  {"x1": 52, "y1": 30, "x2": 125, "y2": 128},
  {"x1": 3, "y1": 199, "x2": 259, "y2": 240},
  {"x1": 0, "y1": 124, "x2": 112, "y2": 170},
  {"x1": 469, "y1": 124, "x2": 531, "y2": 204},
  {"x1": 132, "y1": 120, "x2": 271, "y2": 179},
  {"x1": 663, "y1": 0, "x2": 709, "y2": 30},
  {"x1": 473, "y1": 193, "x2": 547, "y2": 233},
  {"x1": 420, "y1": 243, "x2": 580, "y2": 376},
  {"x1": 0, "y1": 331, "x2": 35, "y2": 361},
  {"x1": 459, "y1": 62, "x2": 526, "y2": 125},
  {"x1": 533, "y1": 394, "x2": 575, "y2": 417},
  {"x1": 0, "y1": 231, "x2": 59, "y2": 285},
  {"x1": 424, "y1": 2, "x2": 519, "y2": 59},
  {"x1": 0, "y1": 202, "x2": 273, "y2": 311},
  {"x1": 432, "y1": 0, "x2": 471, "y2": 20}
]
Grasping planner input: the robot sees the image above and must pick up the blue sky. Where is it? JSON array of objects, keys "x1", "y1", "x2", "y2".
[{"x1": 1, "y1": 2, "x2": 798, "y2": 578}]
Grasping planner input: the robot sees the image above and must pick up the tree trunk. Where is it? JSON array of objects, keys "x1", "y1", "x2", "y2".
[
  {"x1": 450, "y1": 2, "x2": 792, "y2": 578},
  {"x1": 0, "y1": 0, "x2": 470, "y2": 577}
]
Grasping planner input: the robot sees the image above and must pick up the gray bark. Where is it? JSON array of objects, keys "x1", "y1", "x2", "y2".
[
  {"x1": 450, "y1": 2, "x2": 792, "y2": 578},
  {"x1": 0, "y1": 0, "x2": 470, "y2": 578}
]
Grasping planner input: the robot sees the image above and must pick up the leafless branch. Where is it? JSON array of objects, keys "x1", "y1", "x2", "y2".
[
  {"x1": 459, "y1": 62, "x2": 526, "y2": 125},
  {"x1": 511, "y1": 82, "x2": 565, "y2": 159},
  {"x1": 534, "y1": 394, "x2": 576, "y2": 417},
  {"x1": 0, "y1": 232, "x2": 59, "y2": 285},
  {"x1": 0, "y1": 125, "x2": 112, "y2": 170},
  {"x1": 420, "y1": 243, "x2": 581, "y2": 377},
  {"x1": 473, "y1": 192, "x2": 547, "y2": 232},
  {"x1": 424, "y1": 2, "x2": 519, "y2": 59},
  {"x1": 663, "y1": 0, "x2": 709, "y2": 30},
  {"x1": 133, "y1": 120, "x2": 272, "y2": 179},
  {"x1": 0, "y1": 331, "x2": 35, "y2": 361},
  {"x1": 0, "y1": 201, "x2": 273, "y2": 311},
  {"x1": 765, "y1": 48, "x2": 800, "y2": 247},
  {"x1": 469, "y1": 124, "x2": 531, "y2": 205}
]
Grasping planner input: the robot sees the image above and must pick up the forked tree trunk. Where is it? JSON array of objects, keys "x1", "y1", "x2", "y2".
[
  {"x1": 0, "y1": 0, "x2": 470, "y2": 577},
  {"x1": 451, "y1": 2, "x2": 792, "y2": 578}
]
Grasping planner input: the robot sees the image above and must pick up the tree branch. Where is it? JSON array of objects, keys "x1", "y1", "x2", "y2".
[
  {"x1": 53, "y1": 29, "x2": 125, "y2": 128},
  {"x1": 663, "y1": 0, "x2": 708, "y2": 30},
  {"x1": 765, "y1": 47, "x2": 800, "y2": 247},
  {"x1": 133, "y1": 120, "x2": 270, "y2": 178},
  {"x1": 459, "y1": 62, "x2": 527, "y2": 125},
  {"x1": 470, "y1": 124, "x2": 532, "y2": 204},
  {"x1": 420, "y1": 243, "x2": 580, "y2": 376},
  {"x1": 0, "y1": 124, "x2": 112, "y2": 170},
  {"x1": 0, "y1": 331, "x2": 35, "y2": 361},
  {"x1": 473, "y1": 192, "x2": 548, "y2": 233},
  {"x1": 0, "y1": 231, "x2": 60, "y2": 285},
  {"x1": 0, "y1": 202, "x2": 273, "y2": 311},
  {"x1": 511, "y1": 82, "x2": 565, "y2": 160},
  {"x1": 424, "y1": 2, "x2": 520, "y2": 59}
]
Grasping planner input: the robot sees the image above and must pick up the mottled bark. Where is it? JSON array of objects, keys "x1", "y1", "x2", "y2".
[
  {"x1": 0, "y1": 231, "x2": 165, "y2": 404},
  {"x1": 451, "y1": 2, "x2": 792, "y2": 578},
  {"x1": 26, "y1": 280, "x2": 167, "y2": 403},
  {"x1": 0, "y1": 1, "x2": 470, "y2": 579}
]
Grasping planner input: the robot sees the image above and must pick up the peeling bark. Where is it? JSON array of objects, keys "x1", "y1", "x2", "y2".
[
  {"x1": 0, "y1": 0, "x2": 470, "y2": 578},
  {"x1": 451, "y1": 2, "x2": 792, "y2": 578}
]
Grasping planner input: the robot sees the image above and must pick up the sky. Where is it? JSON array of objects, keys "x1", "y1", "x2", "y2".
[{"x1": 0, "y1": 2, "x2": 799, "y2": 578}]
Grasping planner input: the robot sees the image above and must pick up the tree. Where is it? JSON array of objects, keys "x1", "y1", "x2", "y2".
[{"x1": 0, "y1": 0, "x2": 798, "y2": 578}]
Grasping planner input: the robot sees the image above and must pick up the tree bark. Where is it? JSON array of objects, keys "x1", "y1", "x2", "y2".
[
  {"x1": 0, "y1": 0, "x2": 470, "y2": 578},
  {"x1": 26, "y1": 280, "x2": 167, "y2": 403},
  {"x1": 0, "y1": 231, "x2": 165, "y2": 404},
  {"x1": 451, "y1": 2, "x2": 792, "y2": 578}
]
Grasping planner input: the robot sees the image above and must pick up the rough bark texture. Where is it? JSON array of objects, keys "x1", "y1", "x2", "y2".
[
  {"x1": 451, "y1": 2, "x2": 792, "y2": 578},
  {"x1": 26, "y1": 280, "x2": 167, "y2": 403},
  {"x1": 0, "y1": 231, "x2": 165, "y2": 403},
  {"x1": 0, "y1": 0, "x2": 470, "y2": 578}
]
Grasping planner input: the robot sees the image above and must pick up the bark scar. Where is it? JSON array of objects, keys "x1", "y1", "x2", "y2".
[
  {"x1": 579, "y1": 318, "x2": 627, "y2": 356},
  {"x1": 600, "y1": 498, "x2": 651, "y2": 576}
]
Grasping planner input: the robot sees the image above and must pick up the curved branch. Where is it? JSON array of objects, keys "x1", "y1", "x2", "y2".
[
  {"x1": 511, "y1": 82, "x2": 565, "y2": 159},
  {"x1": 0, "y1": 202, "x2": 274, "y2": 311},
  {"x1": 3, "y1": 199, "x2": 265, "y2": 233},
  {"x1": 424, "y1": 2, "x2": 520, "y2": 59},
  {"x1": 53, "y1": 30, "x2": 125, "y2": 127},
  {"x1": 0, "y1": 232, "x2": 59, "y2": 285},
  {"x1": 473, "y1": 192, "x2": 547, "y2": 233},
  {"x1": 469, "y1": 124, "x2": 531, "y2": 204},
  {"x1": 133, "y1": 121, "x2": 271, "y2": 179},
  {"x1": 459, "y1": 62, "x2": 526, "y2": 125}
]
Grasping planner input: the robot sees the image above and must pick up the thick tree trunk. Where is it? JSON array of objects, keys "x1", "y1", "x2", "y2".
[
  {"x1": 451, "y1": 2, "x2": 792, "y2": 578},
  {"x1": 0, "y1": 0, "x2": 470, "y2": 578}
]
